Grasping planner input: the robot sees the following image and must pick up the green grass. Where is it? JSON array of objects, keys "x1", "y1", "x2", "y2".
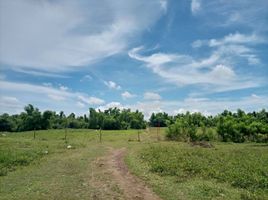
[
  {"x1": 0, "y1": 129, "x2": 140, "y2": 199},
  {"x1": 0, "y1": 129, "x2": 97, "y2": 176},
  {"x1": 1, "y1": 128, "x2": 268, "y2": 200},
  {"x1": 126, "y1": 142, "x2": 268, "y2": 200}
]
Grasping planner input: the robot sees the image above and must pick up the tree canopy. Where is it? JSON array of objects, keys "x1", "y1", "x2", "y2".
[{"x1": 0, "y1": 104, "x2": 146, "y2": 132}]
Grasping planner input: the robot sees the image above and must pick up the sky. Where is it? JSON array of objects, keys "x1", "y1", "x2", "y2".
[{"x1": 0, "y1": 0, "x2": 268, "y2": 119}]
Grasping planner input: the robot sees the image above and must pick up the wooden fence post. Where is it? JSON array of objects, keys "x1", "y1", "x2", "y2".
[
  {"x1": 157, "y1": 122, "x2": 160, "y2": 141},
  {"x1": 99, "y1": 128, "x2": 102, "y2": 143},
  {"x1": 138, "y1": 130, "x2": 141, "y2": 142},
  {"x1": 65, "y1": 128, "x2": 67, "y2": 141}
]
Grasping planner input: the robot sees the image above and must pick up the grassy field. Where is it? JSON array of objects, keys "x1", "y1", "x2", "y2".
[{"x1": 0, "y1": 128, "x2": 267, "y2": 200}]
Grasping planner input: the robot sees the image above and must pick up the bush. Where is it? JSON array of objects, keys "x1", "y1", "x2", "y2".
[
  {"x1": 197, "y1": 128, "x2": 216, "y2": 141},
  {"x1": 166, "y1": 119, "x2": 188, "y2": 141}
]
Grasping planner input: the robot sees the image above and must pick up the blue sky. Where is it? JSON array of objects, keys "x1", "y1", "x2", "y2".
[{"x1": 0, "y1": 0, "x2": 267, "y2": 118}]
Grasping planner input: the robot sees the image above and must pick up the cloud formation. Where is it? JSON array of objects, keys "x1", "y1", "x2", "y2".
[
  {"x1": 129, "y1": 31, "x2": 266, "y2": 93},
  {"x1": 0, "y1": 80, "x2": 105, "y2": 114},
  {"x1": 104, "y1": 81, "x2": 121, "y2": 90},
  {"x1": 192, "y1": 0, "x2": 268, "y2": 30},
  {"x1": 144, "y1": 92, "x2": 162, "y2": 100},
  {"x1": 0, "y1": 0, "x2": 166, "y2": 74},
  {"x1": 121, "y1": 91, "x2": 136, "y2": 100},
  {"x1": 191, "y1": 0, "x2": 201, "y2": 14}
]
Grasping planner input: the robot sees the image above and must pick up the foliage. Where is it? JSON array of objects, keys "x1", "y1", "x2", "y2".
[
  {"x1": 0, "y1": 104, "x2": 146, "y2": 132},
  {"x1": 216, "y1": 110, "x2": 268, "y2": 143},
  {"x1": 166, "y1": 109, "x2": 268, "y2": 143},
  {"x1": 88, "y1": 107, "x2": 146, "y2": 130},
  {"x1": 149, "y1": 112, "x2": 173, "y2": 127}
]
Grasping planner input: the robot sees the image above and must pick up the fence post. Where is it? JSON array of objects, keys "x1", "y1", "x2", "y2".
[
  {"x1": 99, "y1": 128, "x2": 102, "y2": 143},
  {"x1": 138, "y1": 130, "x2": 141, "y2": 142},
  {"x1": 157, "y1": 122, "x2": 160, "y2": 141},
  {"x1": 65, "y1": 128, "x2": 67, "y2": 141}
]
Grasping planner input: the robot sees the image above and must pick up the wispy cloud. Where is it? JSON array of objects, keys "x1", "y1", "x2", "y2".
[
  {"x1": 0, "y1": 96, "x2": 23, "y2": 114},
  {"x1": 97, "y1": 102, "x2": 124, "y2": 111},
  {"x1": 192, "y1": 1, "x2": 268, "y2": 31},
  {"x1": 0, "y1": 80, "x2": 105, "y2": 114},
  {"x1": 78, "y1": 95, "x2": 105, "y2": 105},
  {"x1": 129, "y1": 46, "x2": 261, "y2": 93},
  {"x1": 191, "y1": 32, "x2": 267, "y2": 68},
  {"x1": 0, "y1": 0, "x2": 166, "y2": 74},
  {"x1": 10, "y1": 68, "x2": 70, "y2": 78},
  {"x1": 80, "y1": 75, "x2": 92, "y2": 82},
  {"x1": 192, "y1": 32, "x2": 266, "y2": 48}
]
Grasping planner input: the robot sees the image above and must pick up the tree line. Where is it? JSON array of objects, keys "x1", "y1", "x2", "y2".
[
  {"x1": 1, "y1": 104, "x2": 267, "y2": 143},
  {"x1": 152, "y1": 109, "x2": 268, "y2": 143},
  {"x1": 0, "y1": 104, "x2": 146, "y2": 132}
]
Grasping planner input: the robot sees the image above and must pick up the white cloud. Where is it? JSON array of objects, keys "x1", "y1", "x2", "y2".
[
  {"x1": 159, "y1": 0, "x2": 168, "y2": 13},
  {"x1": 96, "y1": 93, "x2": 268, "y2": 120},
  {"x1": 192, "y1": 33, "x2": 266, "y2": 48},
  {"x1": 209, "y1": 64, "x2": 235, "y2": 82},
  {"x1": 209, "y1": 33, "x2": 265, "y2": 47},
  {"x1": 191, "y1": 0, "x2": 201, "y2": 14},
  {"x1": 48, "y1": 94, "x2": 66, "y2": 101},
  {"x1": 0, "y1": 96, "x2": 23, "y2": 114},
  {"x1": 0, "y1": 0, "x2": 166, "y2": 74},
  {"x1": 0, "y1": 80, "x2": 105, "y2": 115},
  {"x1": 178, "y1": 95, "x2": 268, "y2": 115},
  {"x1": 191, "y1": 39, "x2": 204, "y2": 48},
  {"x1": 78, "y1": 95, "x2": 105, "y2": 105},
  {"x1": 80, "y1": 75, "x2": 92, "y2": 82},
  {"x1": 191, "y1": 1, "x2": 268, "y2": 31},
  {"x1": 129, "y1": 47, "x2": 260, "y2": 92},
  {"x1": 97, "y1": 100, "x2": 162, "y2": 119},
  {"x1": 251, "y1": 94, "x2": 261, "y2": 99},
  {"x1": 121, "y1": 91, "x2": 136, "y2": 100},
  {"x1": 144, "y1": 92, "x2": 162, "y2": 100},
  {"x1": 104, "y1": 81, "x2": 121, "y2": 90},
  {"x1": 191, "y1": 32, "x2": 266, "y2": 66},
  {"x1": 130, "y1": 30, "x2": 267, "y2": 93},
  {"x1": 97, "y1": 102, "x2": 124, "y2": 111},
  {"x1": 10, "y1": 68, "x2": 69, "y2": 78},
  {"x1": 133, "y1": 101, "x2": 163, "y2": 119},
  {"x1": 247, "y1": 55, "x2": 260, "y2": 65},
  {"x1": 59, "y1": 85, "x2": 68, "y2": 91},
  {"x1": 140, "y1": 94, "x2": 268, "y2": 119},
  {"x1": 43, "y1": 82, "x2": 52, "y2": 87},
  {"x1": 0, "y1": 80, "x2": 72, "y2": 101}
]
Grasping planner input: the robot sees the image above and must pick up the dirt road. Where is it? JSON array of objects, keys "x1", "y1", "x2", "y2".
[
  {"x1": 93, "y1": 148, "x2": 160, "y2": 200},
  {"x1": 105, "y1": 148, "x2": 161, "y2": 200}
]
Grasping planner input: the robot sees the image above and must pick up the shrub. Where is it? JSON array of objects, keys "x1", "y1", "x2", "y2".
[{"x1": 166, "y1": 119, "x2": 188, "y2": 141}]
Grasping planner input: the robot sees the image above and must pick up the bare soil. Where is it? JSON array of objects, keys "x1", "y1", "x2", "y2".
[{"x1": 93, "y1": 148, "x2": 162, "y2": 200}]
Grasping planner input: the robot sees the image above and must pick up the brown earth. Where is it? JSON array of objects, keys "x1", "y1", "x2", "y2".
[{"x1": 93, "y1": 148, "x2": 162, "y2": 200}]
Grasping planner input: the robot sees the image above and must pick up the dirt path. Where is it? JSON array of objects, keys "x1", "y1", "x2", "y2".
[{"x1": 105, "y1": 148, "x2": 162, "y2": 200}]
